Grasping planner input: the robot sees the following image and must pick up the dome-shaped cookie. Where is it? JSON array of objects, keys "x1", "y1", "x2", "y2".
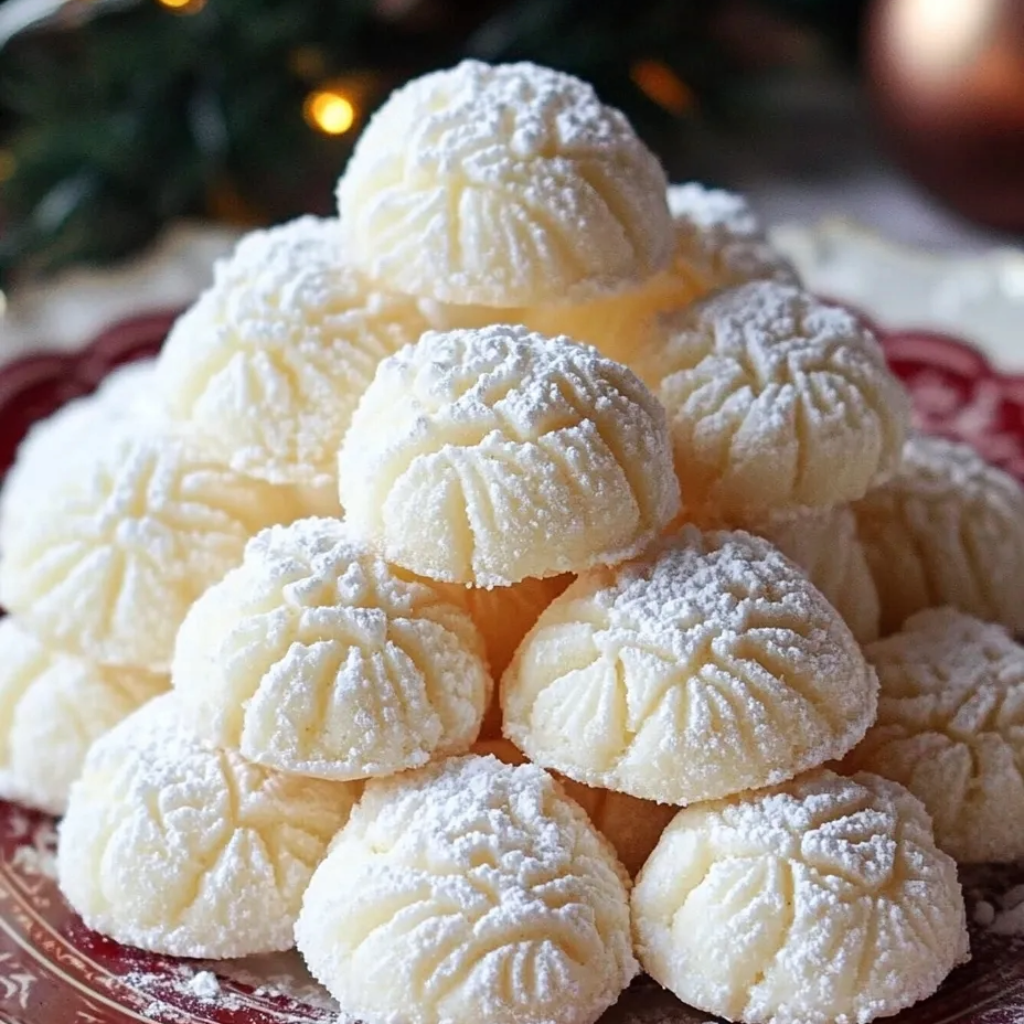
[
  {"x1": 336, "y1": 60, "x2": 672, "y2": 307},
  {"x1": 474, "y1": 738, "x2": 675, "y2": 876},
  {"x1": 524, "y1": 184, "x2": 796, "y2": 366},
  {"x1": 748, "y1": 505, "x2": 880, "y2": 643},
  {"x1": 295, "y1": 754, "x2": 637, "y2": 1024},
  {"x1": 632, "y1": 769, "x2": 968, "y2": 1024},
  {"x1": 57, "y1": 695, "x2": 358, "y2": 958},
  {"x1": 0, "y1": 618, "x2": 166, "y2": 815},
  {"x1": 502, "y1": 528, "x2": 877, "y2": 805},
  {"x1": 843, "y1": 608, "x2": 1024, "y2": 863},
  {"x1": 158, "y1": 217, "x2": 434, "y2": 489},
  {"x1": 635, "y1": 281, "x2": 909, "y2": 520},
  {"x1": 853, "y1": 435, "x2": 1024, "y2": 635},
  {"x1": 338, "y1": 325, "x2": 680, "y2": 586},
  {"x1": 0, "y1": 359, "x2": 160, "y2": 550},
  {"x1": 0, "y1": 429, "x2": 303, "y2": 671},
  {"x1": 172, "y1": 517, "x2": 491, "y2": 780}
]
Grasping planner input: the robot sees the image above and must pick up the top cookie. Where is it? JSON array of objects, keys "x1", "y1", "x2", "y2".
[
  {"x1": 637, "y1": 281, "x2": 909, "y2": 520},
  {"x1": 338, "y1": 325, "x2": 680, "y2": 586},
  {"x1": 158, "y1": 217, "x2": 433, "y2": 489},
  {"x1": 337, "y1": 60, "x2": 672, "y2": 307}
]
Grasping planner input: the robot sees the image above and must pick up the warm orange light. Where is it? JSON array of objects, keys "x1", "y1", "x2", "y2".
[
  {"x1": 630, "y1": 59, "x2": 694, "y2": 116},
  {"x1": 156, "y1": 0, "x2": 207, "y2": 11},
  {"x1": 304, "y1": 90, "x2": 357, "y2": 135}
]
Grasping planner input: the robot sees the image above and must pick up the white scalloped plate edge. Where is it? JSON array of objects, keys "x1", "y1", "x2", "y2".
[{"x1": 771, "y1": 218, "x2": 1024, "y2": 370}]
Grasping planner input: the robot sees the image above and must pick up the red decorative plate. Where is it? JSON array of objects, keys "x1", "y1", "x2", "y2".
[{"x1": 1, "y1": 312, "x2": 1024, "y2": 1024}]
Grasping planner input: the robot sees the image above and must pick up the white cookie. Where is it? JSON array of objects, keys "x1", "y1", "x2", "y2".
[
  {"x1": 853, "y1": 435, "x2": 1024, "y2": 634},
  {"x1": 0, "y1": 428, "x2": 304, "y2": 671},
  {"x1": 57, "y1": 695, "x2": 359, "y2": 958},
  {"x1": 295, "y1": 754, "x2": 637, "y2": 1024},
  {"x1": 632, "y1": 769, "x2": 968, "y2": 1024},
  {"x1": 0, "y1": 358, "x2": 160, "y2": 550},
  {"x1": 172, "y1": 517, "x2": 491, "y2": 780},
  {"x1": 845, "y1": 608, "x2": 1024, "y2": 863},
  {"x1": 338, "y1": 325, "x2": 680, "y2": 586},
  {"x1": 337, "y1": 60, "x2": 672, "y2": 307},
  {"x1": 502, "y1": 528, "x2": 877, "y2": 805},
  {"x1": 0, "y1": 618, "x2": 166, "y2": 815},
  {"x1": 158, "y1": 216, "x2": 433, "y2": 489},
  {"x1": 637, "y1": 281, "x2": 909, "y2": 520}
]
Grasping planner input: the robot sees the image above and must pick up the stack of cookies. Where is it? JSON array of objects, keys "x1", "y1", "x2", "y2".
[{"x1": 3, "y1": 58, "x2": 1023, "y2": 1024}]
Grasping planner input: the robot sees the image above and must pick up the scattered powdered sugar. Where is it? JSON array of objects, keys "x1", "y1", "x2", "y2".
[
  {"x1": 10, "y1": 818, "x2": 57, "y2": 879},
  {"x1": 338, "y1": 60, "x2": 672, "y2": 306},
  {"x1": 187, "y1": 971, "x2": 220, "y2": 1000},
  {"x1": 121, "y1": 954, "x2": 337, "y2": 1024}
]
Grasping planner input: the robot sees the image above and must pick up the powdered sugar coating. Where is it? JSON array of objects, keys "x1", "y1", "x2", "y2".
[
  {"x1": 295, "y1": 754, "x2": 637, "y2": 1024},
  {"x1": 748, "y1": 505, "x2": 880, "y2": 643},
  {"x1": 337, "y1": 60, "x2": 672, "y2": 307},
  {"x1": 853, "y1": 435, "x2": 1024, "y2": 635},
  {"x1": 158, "y1": 217, "x2": 433, "y2": 489},
  {"x1": 0, "y1": 358, "x2": 161, "y2": 550},
  {"x1": 501, "y1": 528, "x2": 877, "y2": 805},
  {"x1": 636, "y1": 281, "x2": 910, "y2": 520},
  {"x1": 523, "y1": 184, "x2": 796, "y2": 367},
  {"x1": 338, "y1": 325, "x2": 680, "y2": 586},
  {"x1": 844, "y1": 608, "x2": 1024, "y2": 863},
  {"x1": 0, "y1": 618, "x2": 166, "y2": 815},
  {"x1": 57, "y1": 694, "x2": 359, "y2": 958},
  {"x1": 172, "y1": 517, "x2": 491, "y2": 780},
  {"x1": 0, "y1": 428, "x2": 304, "y2": 671},
  {"x1": 473, "y1": 738, "x2": 675, "y2": 877},
  {"x1": 632, "y1": 769, "x2": 968, "y2": 1024}
]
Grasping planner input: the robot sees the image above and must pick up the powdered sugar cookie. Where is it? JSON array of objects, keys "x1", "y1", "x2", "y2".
[
  {"x1": 502, "y1": 528, "x2": 877, "y2": 805},
  {"x1": 524, "y1": 184, "x2": 796, "y2": 366},
  {"x1": 0, "y1": 359, "x2": 161, "y2": 549},
  {"x1": 295, "y1": 755, "x2": 637, "y2": 1024},
  {"x1": 0, "y1": 429, "x2": 303, "y2": 671},
  {"x1": 158, "y1": 217, "x2": 433, "y2": 489},
  {"x1": 632, "y1": 769, "x2": 968, "y2": 1024},
  {"x1": 748, "y1": 505, "x2": 880, "y2": 643},
  {"x1": 853, "y1": 435, "x2": 1024, "y2": 635},
  {"x1": 338, "y1": 325, "x2": 680, "y2": 586},
  {"x1": 474, "y1": 738, "x2": 674, "y2": 876},
  {"x1": 58, "y1": 695, "x2": 359, "y2": 958},
  {"x1": 337, "y1": 60, "x2": 672, "y2": 307},
  {"x1": 0, "y1": 618, "x2": 166, "y2": 815},
  {"x1": 844, "y1": 608, "x2": 1024, "y2": 863},
  {"x1": 636, "y1": 281, "x2": 909, "y2": 520},
  {"x1": 172, "y1": 517, "x2": 491, "y2": 780}
]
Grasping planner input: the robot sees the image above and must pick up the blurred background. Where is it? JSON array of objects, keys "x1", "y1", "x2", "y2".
[{"x1": 0, "y1": 0, "x2": 1022, "y2": 293}]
